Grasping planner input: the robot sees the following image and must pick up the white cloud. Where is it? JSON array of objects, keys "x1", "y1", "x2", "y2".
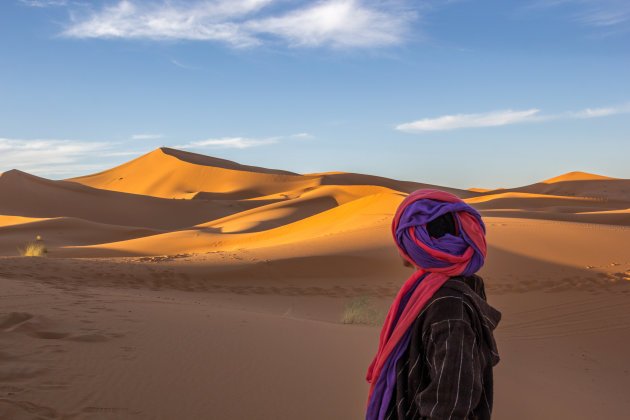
[
  {"x1": 175, "y1": 132, "x2": 313, "y2": 149},
  {"x1": 131, "y1": 133, "x2": 163, "y2": 140},
  {"x1": 396, "y1": 103, "x2": 630, "y2": 133},
  {"x1": 0, "y1": 137, "x2": 111, "y2": 173},
  {"x1": 245, "y1": 0, "x2": 412, "y2": 48},
  {"x1": 60, "y1": 0, "x2": 413, "y2": 48}
]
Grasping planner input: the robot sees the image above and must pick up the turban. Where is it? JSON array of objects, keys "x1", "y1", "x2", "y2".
[{"x1": 366, "y1": 189, "x2": 487, "y2": 420}]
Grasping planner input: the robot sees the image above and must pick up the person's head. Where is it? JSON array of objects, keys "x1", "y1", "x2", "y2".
[
  {"x1": 393, "y1": 189, "x2": 486, "y2": 276},
  {"x1": 400, "y1": 211, "x2": 457, "y2": 268}
]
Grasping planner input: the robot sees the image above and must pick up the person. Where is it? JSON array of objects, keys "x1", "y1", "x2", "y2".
[{"x1": 366, "y1": 189, "x2": 501, "y2": 420}]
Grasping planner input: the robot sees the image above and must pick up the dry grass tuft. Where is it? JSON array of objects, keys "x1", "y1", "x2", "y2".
[
  {"x1": 18, "y1": 237, "x2": 48, "y2": 257},
  {"x1": 342, "y1": 297, "x2": 387, "y2": 326}
]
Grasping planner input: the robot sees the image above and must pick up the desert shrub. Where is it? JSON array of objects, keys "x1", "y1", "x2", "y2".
[
  {"x1": 18, "y1": 237, "x2": 47, "y2": 257},
  {"x1": 342, "y1": 297, "x2": 387, "y2": 326}
]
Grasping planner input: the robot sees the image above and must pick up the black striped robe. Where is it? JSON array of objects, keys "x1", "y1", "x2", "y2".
[{"x1": 384, "y1": 275, "x2": 501, "y2": 420}]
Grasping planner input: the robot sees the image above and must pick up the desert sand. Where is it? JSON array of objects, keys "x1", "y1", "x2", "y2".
[{"x1": 1, "y1": 148, "x2": 629, "y2": 419}]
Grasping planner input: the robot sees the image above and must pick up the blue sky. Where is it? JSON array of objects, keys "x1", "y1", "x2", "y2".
[{"x1": 0, "y1": 0, "x2": 628, "y2": 189}]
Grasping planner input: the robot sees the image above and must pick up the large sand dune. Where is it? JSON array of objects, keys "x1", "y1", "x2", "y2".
[{"x1": 1, "y1": 149, "x2": 629, "y2": 419}]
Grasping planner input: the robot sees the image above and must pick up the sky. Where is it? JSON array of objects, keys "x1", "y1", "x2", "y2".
[{"x1": 0, "y1": 0, "x2": 628, "y2": 189}]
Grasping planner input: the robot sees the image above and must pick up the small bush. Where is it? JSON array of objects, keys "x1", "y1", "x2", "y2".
[
  {"x1": 18, "y1": 239, "x2": 47, "y2": 257},
  {"x1": 342, "y1": 297, "x2": 387, "y2": 326}
]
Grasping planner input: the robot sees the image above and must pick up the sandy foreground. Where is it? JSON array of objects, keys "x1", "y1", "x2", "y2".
[{"x1": 1, "y1": 148, "x2": 629, "y2": 419}]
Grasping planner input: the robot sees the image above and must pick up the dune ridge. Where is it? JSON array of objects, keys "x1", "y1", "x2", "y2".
[{"x1": 0, "y1": 148, "x2": 627, "y2": 257}]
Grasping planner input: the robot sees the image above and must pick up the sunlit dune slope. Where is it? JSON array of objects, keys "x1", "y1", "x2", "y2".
[
  {"x1": 541, "y1": 171, "x2": 617, "y2": 183},
  {"x1": 67, "y1": 147, "x2": 322, "y2": 199},
  {"x1": 60, "y1": 191, "x2": 404, "y2": 257},
  {"x1": 198, "y1": 185, "x2": 401, "y2": 233},
  {"x1": 468, "y1": 188, "x2": 495, "y2": 193},
  {"x1": 0, "y1": 169, "x2": 239, "y2": 230},
  {"x1": 0, "y1": 215, "x2": 47, "y2": 227},
  {"x1": 67, "y1": 147, "x2": 475, "y2": 200}
]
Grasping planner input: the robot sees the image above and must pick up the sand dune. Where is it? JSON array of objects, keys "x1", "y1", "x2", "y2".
[
  {"x1": 0, "y1": 169, "x2": 242, "y2": 230},
  {"x1": 541, "y1": 170, "x2": 617, "y2": 183},
  {"x1": 1, "y1": 149, "x2": 629, "y2": 420},
  {"x1": 67, "y1": 147, "x2": 319, "y2": 199},
  {"x1": 466, "y1": 186, "x2": 630, "y2": 226},
  {"x1": 0, "y1": 215, "x2": 47, "y2": 227},
  {"x1": 0, "y1": 217, "x2": 162, "y2": 255},
  {"x1": 493, "y1": 171, "x2": 630, "y2": 202},
  {"x1": 68, "y1": 147, "x2": 473, "y2": 200}
]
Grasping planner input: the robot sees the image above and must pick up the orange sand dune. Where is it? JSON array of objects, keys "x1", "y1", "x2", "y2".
[
  {"x1": 198, "y1": 185, "x2": 399, "y2": 233},
  {"x1": 68, "y1": 147, "x2": 321, "y2": 200},
  {"x1": 465, "y1": 192, "x2": 630, "y2": 216},
  {"x1": 467, "y1": 171, "x2": 625, "y2": 200},
  {"x1": 0, "y1": 169, "x2": 242, "y2": 230},
  {"x1": 58, "y1": 190, "x2": 403, "y2": 257},
  {"x1": 498, "y1": 171, "x2": 630, "y2": 201},
  {"x1": 467, "y1": 187, "x2": 494, "y2": 193},
  {"x1": 542, "y1": 170, "x2": 617, "y2": 183},
  {"x1": 0, "y1": 215, "x2": 47, "y2": 227},
  {"x1": 68, "y1": 147, "x2": 474, "y2": 200}
]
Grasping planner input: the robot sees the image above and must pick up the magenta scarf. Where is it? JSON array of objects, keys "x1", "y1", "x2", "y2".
[{"x1": 366, "y1": 189, "x2": 487, "y2": 419}]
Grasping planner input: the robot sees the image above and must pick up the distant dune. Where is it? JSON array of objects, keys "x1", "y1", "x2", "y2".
[
  {"x1": 541, "y1": 170, "x2": 617, "y2": 183},
  {"x1": 0, "y1": 148, "x2": 626, "y2": 256}
]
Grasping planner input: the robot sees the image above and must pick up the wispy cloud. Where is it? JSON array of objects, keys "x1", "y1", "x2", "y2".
[
  {"x1": 131, "y1": 133, "x2": 163, "y2": 140},
  {"x1": 567, "y1": 106, "x2": 629, "y2": 118},
  {"x1": 175, "y1": 132, "x2": 313, "y2": 149},
  {"x1": 170, "y1": 59, "x2": 199, "y2": 70},
  {"x1": 397, "y1": 109, "x2": 541, "y2": 132},
  {"x1": 529, "y1": 0, "x2": 630, "y2": 30},
  {"x1": 19, "y1": 0, "x2": 68, "y2": 7},
  {"x1": 0, "y1": 137, "x2": 112, "y2": 175},
  {"x1": 60, "y1": 0, "x2": 414, "y2": 49},
  {"x1": 288, "y1": 132, "x2": 314, "y2": 139},
  {"x1": 396, "y1": 103, "x2": 630, "y2": 132}
]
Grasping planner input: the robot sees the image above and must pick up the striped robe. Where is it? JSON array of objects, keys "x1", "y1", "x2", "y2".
[{"x1": 384, "y1": 275, "x2": 501, "y2": 420}]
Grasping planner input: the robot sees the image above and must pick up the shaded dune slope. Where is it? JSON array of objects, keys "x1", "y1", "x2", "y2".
[{"x1": 0, "y1": 169, "x2": 237, "y2": 230}]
